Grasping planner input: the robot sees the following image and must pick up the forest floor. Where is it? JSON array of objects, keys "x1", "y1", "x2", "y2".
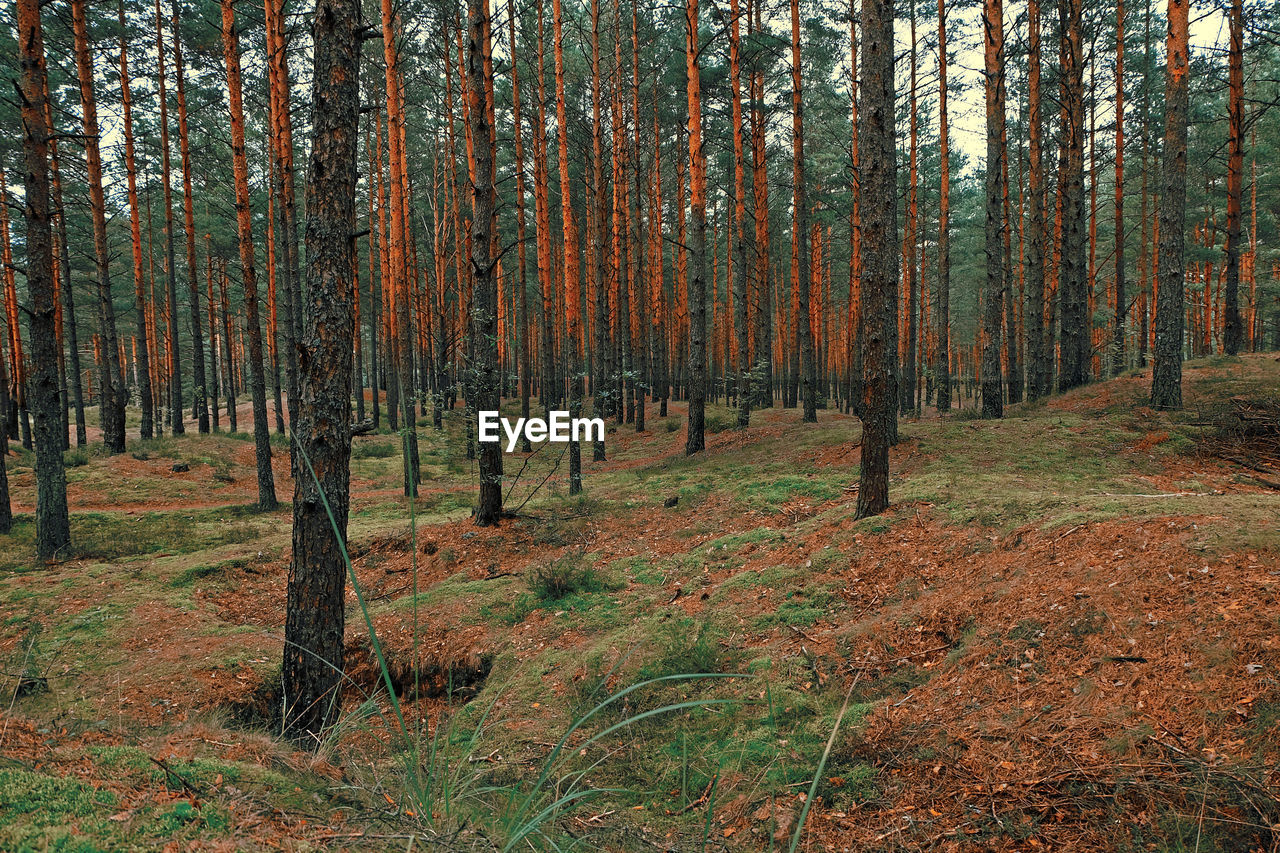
[{"x1": 1, "y1": 354, "x2": 1278, "y2": 852}]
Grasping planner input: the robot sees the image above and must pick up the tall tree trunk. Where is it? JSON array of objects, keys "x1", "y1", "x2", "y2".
[
  {"x1": 791, "y1": 0, "x2": 817, "y2": 423},
  {"x1": 1, "y1": 176, "x2": 23, "y2": 449},
  {"x1": 611, "y1": 7, "x2": 632, "y2": 427},
  {"x1": 1150, "y1": 0, "x2": 1188, "y2": 409},
  {"x1": 380, "y1": 4, "x2": 420, "y2": 494},
  {"x1": 730, "y1": 0, "x2": 751, "y2": 428},
  {"x1": 266, "y1": 0, "x2": 301, "y2": 432},
  {"x1": 1025, "y1": 0, "x2": 1048, "y2": 399},
  {"x1": 71, "y1": 0, "x2": 126, "y2": 454},
  {"x1": 207, "y1": 252, "x2": 220, "y2": 431},
  {"x1": 1003, "y1": 119, "x2": 1021, "y2": 403},
  {"x1": 222, "y1": 0, "x2": 278, "y2": 509},
  {"x1": 533, "y1": 3, "x2": 555, "y2": 413},
  {"x1": 366, "y1": 123, "x2": 381, "y2": 430},
  {"x1": 172, "y1": 0, "x2": 209, "y2": 433},
  {"x1": 856, "y1": 0, "x2": 897, "y2": 517},
  {"x1": 120, "y1": 0, "x2": 154, "y2": 441},
  {"x1": 0, "y1": 176, "x2": 11, "y2": 528},
  {"x1": 589, "y1": 0, "x2": 610, "y2": 458},
  {"x1": 630, "y1": 4, "x2": 648, "y2": 434},
  {"x1": 553, "y1": 0, "x2": 585, "y2": 490},
  {"x1": 220, "y1": 260, "x2": 237, "y2": 432},
  {"x1": 902, "y1": 0, "x2": 919, "y2": 416},
  {"x1": 750, "y1": 0, "x2": 771, "y2": 408},
  {"x1": 1057, "y1": 0, "x2": 1089, "y2": 390},
  {"x1": 1222, "y1": 0, "x2": 1243, "y2": 356},
  {"x1": 0, "y1": 287, "x2": 9, "y2": 531},
  {"x1": 1111, "y1": 0, "x2": 1127, "y2": 376},
  {"x1": 935, "y1": 0, "x2": 951, "y2": 413},
  {"x1": 284, "y1": 0, "x2": 360, "y2": 743},
  {"x1": 155, "y1": 0, "x2": 183, "y2": 435},
  {"x1": 18, "y1": 0, "x2": 70, "y2": 556},
  {"x1": 508, "y1": 0, "x2": 532, "y2": 452},
  {"x1": 471, "y1": 0, "x2": 503, "y2": 524},
  {"x1": 649, "y1": 83, "x2": 669, "y2": 417},
  {"x1": 684, "y1": 0, "x2": 709, "y2": 454},
  {"x1": 45, "y1": 121, "x2": 85, "y2": 448},
  {"x1": 981, "y1": 0, "x2": 1006, "y2": 418}
]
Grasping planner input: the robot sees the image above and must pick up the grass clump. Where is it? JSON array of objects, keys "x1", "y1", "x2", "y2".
[
  {"x1": 528, "y1": 556, "x2": 602, "y2": 602},
  {"x1": 641, "y1": 619, "x2": 728, "y2": 680},
  {"x1": 352, "y1": 439, "x2": 397, "y2": 459}
]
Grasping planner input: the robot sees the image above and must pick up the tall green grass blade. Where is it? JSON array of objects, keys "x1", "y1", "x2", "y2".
[{"x1": 787, "y1": 674, "x2": 860, "y2": 853}]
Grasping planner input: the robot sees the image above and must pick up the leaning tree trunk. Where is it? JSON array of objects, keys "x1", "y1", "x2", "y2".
[
  {"x1": 284, "y1": 0, "x2": 361, "y2": 743},
  {"x1": 856, "y1": 0, "x2": 897, "y2": 518},
  {"x1": 470, "y1": 0, "x2": 503, "y2": 525},
  {"x1": 1150, "y1": 0, "x2": 1188, "y2": 409},
  {"x1": 222, "y1": 0, "x2": 278, "y2": 509},
  {"x1": 18, "y1": 0, "x2": 70, "y2": 557}
]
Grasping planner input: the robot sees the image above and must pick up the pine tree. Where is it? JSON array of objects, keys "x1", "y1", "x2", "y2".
[
  {"x1": 856, "y1": 0, "x2": 897, "y2": 518},
  {"x1": 1223, "y1": 0, "x2": 1244, "y2": 356},
  {"x1": 222, "y1": 0, "x2": 278, "y2": 509},
  {"x1": 18, "y1": 0, "x2": 70, "y2": 557},
  {"x1": 71, "y1": 0, "x2": 126, "y2": 453},
  {"x1": 935, "y1": 0, "x2": 951, "y2": 412},
  {"x1": 685, "y1": 0, "x2": 709, "y2": 455},
  {"x1": 119, "y1": 0, "x2": 154, "y2": 441},
  {"x1": 1150, "y1": 0, "x2": 1189, "y2": 409},
  {"x1": 284, "y1": 0, "x2": 362, "y2": 742},
  {"x1": 471, "y1": 0, "x2": 503, "y2": 524},
  {"x1": 981, "y1": 0, "x2": 1007, "y2": 418}
]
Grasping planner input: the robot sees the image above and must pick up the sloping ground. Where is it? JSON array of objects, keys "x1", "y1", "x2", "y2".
[{"x1": 0, "y1": 354, "x2": 1277, "y2": 850}]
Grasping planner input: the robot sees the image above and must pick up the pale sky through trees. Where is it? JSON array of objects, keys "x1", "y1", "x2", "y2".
[{"x1": 911, "y1": 0, "x2": 1229, "y2": 173}]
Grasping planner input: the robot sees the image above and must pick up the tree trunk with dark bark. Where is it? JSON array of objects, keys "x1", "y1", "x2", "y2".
[
  {"x1": 935, "y1": 0, "x2": 951, "y2": 413},
  {"x1": 1057, "y1": 0, "x2": 1089, "y2": 391},
  {"x1": 856, "y1": 0, "x2": 897, "y2": 518},
  {"x1": 1223, "y1": 0, "x2": 1243, "y2": 356},
  {"x1": 18, "y1": 0, "x2": 70, "y2": 557},
  {"x1": 470, "y1": 0, "x2": 503, "y2": 525},
  {"x1": 981, "y1": 0, "x2": 1006, "y2": 418},
  {"x1": 1150, "y1": 0, "x2": 1188, "y2": 409},
  {"x1": 284, "y1": 0, "x2": 361, "y2": 742}
]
